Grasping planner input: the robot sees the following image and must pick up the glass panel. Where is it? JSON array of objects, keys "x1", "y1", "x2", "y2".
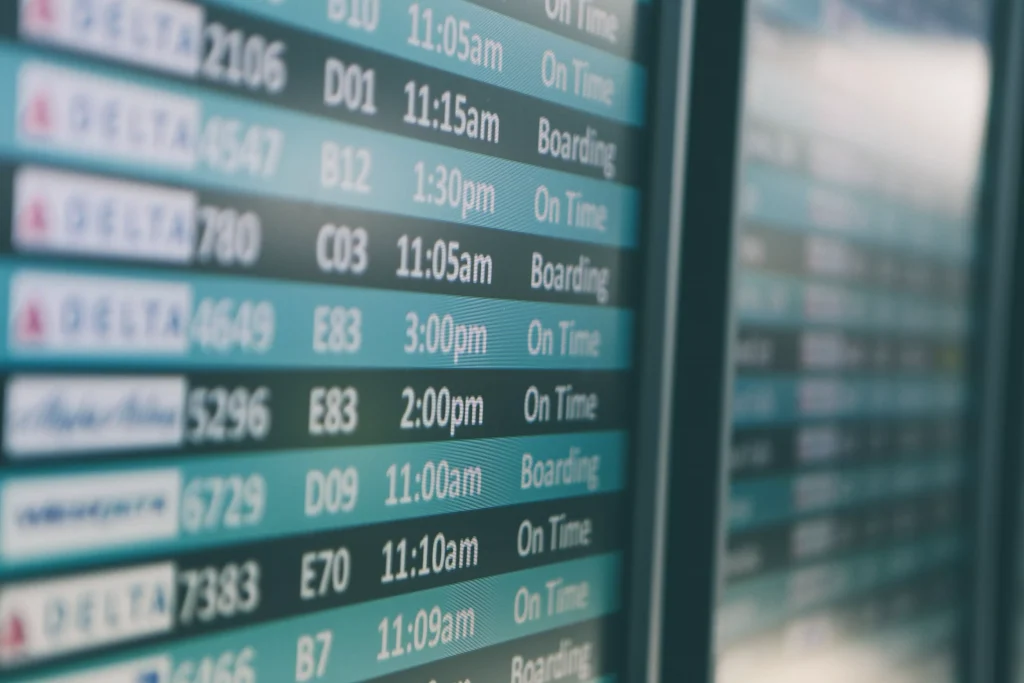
[{"x1": 717, "y1": 2, "x2": 992, "y2": 682}]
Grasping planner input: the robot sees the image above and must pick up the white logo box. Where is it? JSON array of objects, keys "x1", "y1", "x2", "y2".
[
  {"x1": 19, "y1": 0, "x2": 204, "y2": 76},
  {"x1": 34, "y1": 656, "x2": 171, "y2": 683},
  {"x1": 17, "y1": 61, "x2": 200, "y2": 168},
  {"x1": 14, "y1": 166, "x2": 197, "y2": 263},
  {"x1": 1, "y1": 469, "x2": 181, "y2": 560},
  {"x1": 4, "y1": 375, "x2": 187, "y2": 458},
  {"x1": 9, "y1": 271, "x2": 192, "y2": 354},
  {"x1": 0, "y1": 564, "x2": 174, "y2": 665}
]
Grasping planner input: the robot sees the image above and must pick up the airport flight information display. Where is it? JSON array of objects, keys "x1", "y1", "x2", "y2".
[
  {"x1": 717, "y1": 1, "x2": 990, "y2": 682},
  {"x1": 0, "y1": 1, "x2": 653, "y2": 682}
]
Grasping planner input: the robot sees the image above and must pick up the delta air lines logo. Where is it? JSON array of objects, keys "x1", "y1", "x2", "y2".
[
  {"x1": 9, "y1": 271, "x2": 192, "y2": 355},
  {"x1": 13, "y1": 167, "x2": 197, "y2": 263},
  {"x1": 17, "y1": 62, "x2": 200, "y2": 168},
  {"x1": 19, "y1": 0, "x2": 203, "y2": 76},
  {"x1": 0, "y1": 565, "x2": 174, "y2": 665}
]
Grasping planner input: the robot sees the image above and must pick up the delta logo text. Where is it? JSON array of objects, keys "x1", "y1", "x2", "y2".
[
  {"x1": 9, "y1": 271, "x2": 192, "y2": 354},
  {"x1": 20, "y1": 0, "x2": 203, "y2": 77},
  {"x1": 14, "y1": 166, "x2": 196, "y2": 263},
  {"x1": 0, "y1": 565, "x2": 174, "y2": 665},
  {"x1": 17, "y1": 61, "x2": 199, "y2": 168}
]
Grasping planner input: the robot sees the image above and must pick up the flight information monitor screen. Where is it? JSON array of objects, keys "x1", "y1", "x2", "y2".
[
  {"x1": 0, "y1": 1, "x2": 654, "y2": 682},
  {"x1": 717, "y1": 1, "x2": 991, "y2": 682}
]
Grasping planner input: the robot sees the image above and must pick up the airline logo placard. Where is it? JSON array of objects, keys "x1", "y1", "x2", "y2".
[
  {"x1": 5, "y1": 376, "x2": 186, "y2": 458},
  {"x1": 35, "y1": 656, "x2": 171, "y2": 683},
  {"x1": 14, "y1": 166, "x2": 196, "y2": 263},
  {"x1": 1, "y1": 470, "x2": 181, "y2": 560},
  {"x1": 20, "y1": 0, "x2": 203, "y2": 76},
  {"x1": 0, "y1": 564, "x2": 174, "y2": 665},
  {"x1": 9, "y1": 271, "x2": 192, "y2": 355},
  {"x1": 17, "y1": 61, "x2": 199, "y2": 168}
]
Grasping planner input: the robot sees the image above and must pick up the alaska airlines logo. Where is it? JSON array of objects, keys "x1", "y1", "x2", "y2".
[
  {"x1": 17, "y1": 62, "x2": 200, "y2": 168},
  {"x1": 16, "y1": 393, "x2": 180, "y2": 432},
  {"x1": 14, "y1": 167, "x2": 197, "y2": 263},
  {"x1": 5, "y1": 376, "x2": 186, "y2": 458},
  {"x1": 1, "y1": 470, "x2": 181, "y2": 560},
  {"x1": 9, "y1": 272, "x2": 192, "y2": 354},
  {"x1": 20, "y1": 0, "x2": 203, "y2": 77},
  {"x1": 0, "y1": 565, "x2": 174, "y2": 665}
]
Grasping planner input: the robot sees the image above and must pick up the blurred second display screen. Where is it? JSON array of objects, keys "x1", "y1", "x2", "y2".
[{"x1": 717, "y1": 1, "x2": 992, "y2": 682}]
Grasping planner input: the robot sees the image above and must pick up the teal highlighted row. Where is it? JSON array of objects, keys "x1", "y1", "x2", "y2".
[
  {"x1": 732, "y1": 376, "x2": 965, "y2": 426},
  {"x1": 728, "y1": 457, "x2": 963, "y2": 531},
  {"x1": 736, "y1": 270, "x2": 969, "y2": 336},
  {"x1": 0, "y1": 42, "x2": 640, "y2": 248},
  {"x1": 0, "y1": 431, "x2": 627, "y2": 573},
  {"x1": 718, "y1": 533, "x2": 961, "y2": 645},
  {"x1": 206, "y1": 0, "x2": 648, "y2": 125},
  {"x1": 11, "y1": 553, "x2": 622, "y2": 683},
  {"x1": 0, "y1": 260, "x2": 634, "y2": 369}
]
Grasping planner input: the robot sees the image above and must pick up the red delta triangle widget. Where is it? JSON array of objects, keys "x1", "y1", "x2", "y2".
[
  {"x1": 22, "y1": 85, "x2": 54, "y2": 140},
  {"x1": 0, "y1": 611, "x2": 28, "y2": 662},
  {"x1": 18, "y1": 192, "x2": 51, "y2": 243},
  {"x1": 15, "y1": 294, "x2": 47, "y2": 347},
  {"x1": 23, "y1": 0, "x2": 57, "y2": 30}
]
